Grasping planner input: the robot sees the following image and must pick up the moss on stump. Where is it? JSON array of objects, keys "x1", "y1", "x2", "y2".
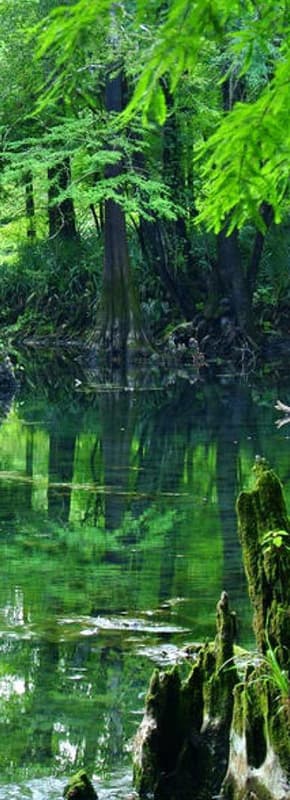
[
  {"x1": 63, "y1": 770, "x2": 97, "y2": 800},
  {"x1": 237, "y1": 458, "x2": 290, "y2": 667},
  {"x1": 133, "y1": 461, "x2": 290, "y2": 800},
  {"x1": 222, "y1": 460, "x2": 290, "y2": 799},
  {"x1": 133, "y1": 591, "x2": 237, "y2": 800}
]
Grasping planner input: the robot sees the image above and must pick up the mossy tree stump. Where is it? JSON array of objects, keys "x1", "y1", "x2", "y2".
[
  {"x1": 222, "y1": 459, "x2": 290, "y2": 799},
  {"x1": 133, "y1": 592, "x2": 237, "y2": 800},
  {"x1": 133, "y1": 461, "x2": 290, "y2": 800},
  {"x1": 63, "y1": 770, "x2": 97, "y2": 800},
  {"x1": 237, "y1": 458, "x2": 290, "y2": 667}
]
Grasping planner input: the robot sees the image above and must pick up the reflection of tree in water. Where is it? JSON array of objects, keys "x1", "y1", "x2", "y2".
[
  {"x1": 0, "y1": 633, "x2": 133, "y2": 776},
  {"x1": 48, "y1": 426, "x2": 77, "y2": 523},
  {"x1": 132, "y1": 384, "x2": 219, "y2": 606},
  {"x1": 99, "y1": 391, "x2": 137, "y2": 531},
  {"x1": 0, "y1": 357, "x2": 16, "y2": 417},
  {"x1": 213, "y1": 381, "x2": 261, "y2": 599},
  {"x1": 1, "y1": 352, "x2": 264, "y2": 615},
  {"x1": 128, "y1": 379, "x2": 262, "y2": 615},
  {"x1": 26, "y1": 640, "x2": 59, "y2": 764},
  {"x1": 83, "y1": 435, "x2": 104, "y2": 526},
  {"x1": 1, "y1": 352, "x2": 287, "y2": 783}
]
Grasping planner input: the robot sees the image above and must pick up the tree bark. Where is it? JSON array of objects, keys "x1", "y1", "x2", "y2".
[
  {"x1": 217, "y1": 229, "x2": 255, "y2": 336},
  {"x1": 101, "y1": 65, "x2": 137, "y2": 354},
  {"x1": 247, "y1": 202, "x2": 273, "y2": 300},
  {"x1": 47, "y1": 157, "x2": 77, "y2": 239},
  {"x1": 139, "y1": 215, "x2": 196, "y2": 319},
  {"x1": 24, "y1": 170, "x2": 36, "y2": 241},
  {"x1": 216, "y1": 76, "x2": 257, "y2": 337},
  {"x1": 137, "y1": 86, "x2": 199, "y2": 322}
]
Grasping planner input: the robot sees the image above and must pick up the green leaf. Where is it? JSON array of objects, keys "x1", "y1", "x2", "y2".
[{"x1": 148, "y1": 83, "x2": 167, "y2": 125}]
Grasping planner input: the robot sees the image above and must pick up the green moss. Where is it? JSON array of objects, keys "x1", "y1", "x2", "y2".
[
  {"x1": 157, "y1": 666, "x2": 183, "y2": 769},
  {"x1": 268, "y1": 685, "x2": 290, "y2": 777},
  {"x1": 63, "y1": 770, "x2": 97, "y2": 800},
  {"x1": 231, "y1": 682, "x2": 245, "y2": 737},
  {"x1": 254, "y1": 468, "x2": 288, "y2": 533},
  {"x1": 215, "y1": 591, "x2": 236, "y2": 670},
  {"x1": 237, "y1": 463, "x2": 290, "y2": 658},
  {"x1": 180, "y1": 658, "x2": 204, "y2": 736},
  {"x1": 244, "y1": 668, "x2": 268, "y2": 768},
  {"x1": 146, "y1": 668, "x2": 161, "y2": 713},
  {"x1": 223, "y1": 774, "x2": 275, "y2": 800},
  {"x1": 200, "y1": 643, "x2": 216, "y2": 717}
]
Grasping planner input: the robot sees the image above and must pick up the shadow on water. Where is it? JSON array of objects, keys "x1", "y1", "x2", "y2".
[{"x1": 0, "y1": 346, "x2": 289, "y2": 796}]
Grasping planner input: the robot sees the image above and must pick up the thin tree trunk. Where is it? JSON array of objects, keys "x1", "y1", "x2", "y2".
[
  {"x1": 24, "y1": 170, "x2": 36, "y2": 241},
  {"x1": 103, "y1": 193, "x2": 131, "y2": 352},
  {"x1": 99, "y1": 391, "x2": 137, "y2": 531},
  {"x1": 90, "y1": 203, "x2": 101, "y2": 235},
  {"x1": 162, "y1": 86, "x2": 192, "y2": 267},
  {"x1": 47, "y1": 432, "x2": 76, "y2": 523},
  {"x1": 247, "y1": 203, "x2": 273, "y2": 300},
  {"x1": 48, "y1": 157, "x2": 77, "y2": 239}
]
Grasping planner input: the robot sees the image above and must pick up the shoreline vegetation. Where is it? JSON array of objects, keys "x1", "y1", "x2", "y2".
[{"x1": 1, "y1": 234, "x2": 290, "y2": 379}]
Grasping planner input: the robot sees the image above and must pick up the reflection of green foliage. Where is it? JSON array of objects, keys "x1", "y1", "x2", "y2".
[
  {"x1": 0, "y1": 377, "x2": 264, "y2": 788},
  {"x1": 115, "y1": 507, "x2": 178, "y2": 547}
]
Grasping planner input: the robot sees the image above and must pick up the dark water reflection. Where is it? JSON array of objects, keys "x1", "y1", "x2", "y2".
[{"x1": 0, "y1": 349, "x2": 289, "y2": 796}]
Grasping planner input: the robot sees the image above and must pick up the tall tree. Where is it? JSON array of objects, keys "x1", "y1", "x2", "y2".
[{"x1": 101, "y1": 61, "x2": 134, "y2": 352}]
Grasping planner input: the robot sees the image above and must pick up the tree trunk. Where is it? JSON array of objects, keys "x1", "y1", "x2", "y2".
[
  {"x1": 217, "y1": 229, "x2": 255, "y2": 337},
  {"x1": 24, "y1": 170, "x2": 36, "y2": 241},
  {"x1": 137, "y1": 87, "x2": 199, "y2": 322},
  {"x1": 247, "y1": 202, "x2": 273, "y2": 301},
  {"x1": 162, "y1": 87, "x2": 192, "y2": 267},
  {"x1": 216, "y1": 76, "x2": 256, "y2": 338},
  {"x1": 47, "y1": 157, "x2": 77, "y2": 239},
  {"x1": 103, "y1": 194, "x2": 131, "y2": 352},
  {"x1": 101, "y1": 65, "x2": 139, "y2": 354},
  {"x1": 47, "y1": 432, "x2": 76, "y2": 523},
  {"x1": 139, "y1": 216, "x2": 196, "y2": 320}
]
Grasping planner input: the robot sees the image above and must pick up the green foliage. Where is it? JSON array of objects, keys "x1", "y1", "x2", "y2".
[
  {"x1": 253, "y1": 221, "x2": 290, "y2": 305},
  {"x1": 0, "y1": 0, "x2": 289, "y2": 341},
  {"x1": 27, "y1": 0, "x2": 290, "y2": 234},
  {"x1": 0, "y1": 237, "x2": 102, "y2": 337},
  {"x1": 221, "y1": 639, "x2": 289, "y2": 717},
  {"x1": 32, "y1": 0, "x2": 112, "y2": 109},
  {"x1": 261, "y1": 529, "x2": 290, "y2": 553},
  {"x1": 195, "y1": 52, "x2": 290, "y2": 231}
]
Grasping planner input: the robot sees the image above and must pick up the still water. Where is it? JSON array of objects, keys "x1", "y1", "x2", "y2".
[{"x1": 0, "y1": 349, "x2": 289, "y2": 798}]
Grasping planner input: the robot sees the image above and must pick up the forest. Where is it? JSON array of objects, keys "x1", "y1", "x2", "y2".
[
  {"x1": 0, "y1": 3, "x2": 289, "y2": 800},
  {"x1": 0, "y1": 0, "x2": 289, "y2": 367}
]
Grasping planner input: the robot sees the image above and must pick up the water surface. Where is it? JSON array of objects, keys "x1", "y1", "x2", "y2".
[{"x1": 0, "y1": 350, "x2": 289, "y2": 797}]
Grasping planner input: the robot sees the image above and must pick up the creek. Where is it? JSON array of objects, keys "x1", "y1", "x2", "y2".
[{"x1": 0, "y1": 348, "x2": 289, "y2": 798}]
